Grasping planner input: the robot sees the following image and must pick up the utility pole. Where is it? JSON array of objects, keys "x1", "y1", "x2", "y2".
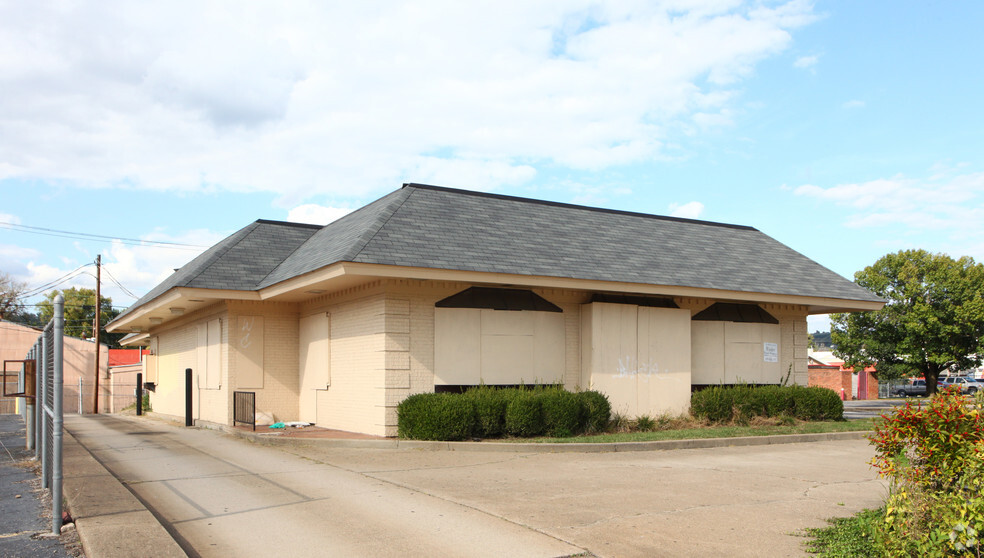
[{"x1": 92, "y1": 255, "x2": 101, "y2": 414}]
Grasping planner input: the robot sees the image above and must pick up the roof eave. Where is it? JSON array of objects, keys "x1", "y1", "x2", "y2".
[
  {"x1": 107, "y1": 287, "x2": 261, "y2": 333},
  {"x1": 257, "y1": 261, "x2": 885, "y2": 313}
]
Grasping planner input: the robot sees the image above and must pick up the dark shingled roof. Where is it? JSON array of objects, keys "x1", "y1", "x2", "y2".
[{"x1": 118, "y1": 183, "x2": 882, "y2": 318}]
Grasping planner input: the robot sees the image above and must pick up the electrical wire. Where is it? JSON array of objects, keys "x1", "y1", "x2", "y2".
[
  {"x1": 19, "y1": 264, "x2": 94, "y2": 298},
  {"x1": 0, "y1": 222, "x2": 209, "y2": 250},
  {"x1": 101, "y1": 267, "x2": 140, "y2": 299}
]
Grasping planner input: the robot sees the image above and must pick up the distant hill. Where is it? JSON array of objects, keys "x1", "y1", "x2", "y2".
[{"x1": 810, "y1": 331, "x2": 832, "y2": 349}]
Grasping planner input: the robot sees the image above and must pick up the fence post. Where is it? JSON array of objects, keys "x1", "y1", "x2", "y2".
[
  {"x1": 52, "y1": 294, "x2": 64, "y2": 535},
  {"x1": 185, "y1": 368, "x2": 193, "y2": 427},
  {"x1": 136, "y1": 372, "x2": 143, "y2": 416}
]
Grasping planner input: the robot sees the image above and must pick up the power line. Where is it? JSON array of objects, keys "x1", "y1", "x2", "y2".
[
  {"x1": 101, "y1": 267, "x2": 140, "y2": 299},
  {"x1": 0, "y1": 221, "x2": 209, "y2": 250},
  {"x1": 19, "y1": 264, "x2": 94, "y2": 298}
]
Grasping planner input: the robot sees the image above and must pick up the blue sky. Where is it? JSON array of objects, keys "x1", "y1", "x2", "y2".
[{"x1": 2, "y1": 1, "x2": 982, "y2": 332}]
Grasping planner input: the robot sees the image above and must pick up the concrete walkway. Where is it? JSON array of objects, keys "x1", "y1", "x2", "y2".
[
  {"x1": 63, "y1": 414, "x2": 887, "y2": 557},
  {"x1": 65, "y1": 414, "x2": 583, "y2": 558}
]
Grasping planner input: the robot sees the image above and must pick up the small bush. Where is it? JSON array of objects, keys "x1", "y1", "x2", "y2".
[
  {"x1": 505, "y1": 391, "x2": 545, "y2": 437},
  {"x1": 635, "y1": 415, "x2": 656, "y2": 431},
  {"x1": 397, "y1": 393, "x2": 475, "y2": 441},
  {"x1": 577, "y1": 390, "x2": 612, "y2": 433},
  {"x1": 464, "y1": 386, "x2": 509, "y2": 438},
  {"x1": 609, "y1": 411, "x2": 630, "y2": 433},
  {"x1": 538, "y1": 388, "x2": 587, "y2": 437}
]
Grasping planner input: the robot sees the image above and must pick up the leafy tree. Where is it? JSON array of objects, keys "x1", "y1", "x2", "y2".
[
  {"x1": 37, "y1": 287, "x2": 125, "y2": 348},
  {"x1": 832, "y1": 250, "x2": 984, "y2": 395},
  {"x1": 0, "y1": 271, "x2": 27, "y2": 320}
]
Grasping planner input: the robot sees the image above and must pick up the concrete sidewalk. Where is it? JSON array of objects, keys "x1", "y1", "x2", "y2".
[{"x1": 59, "y1": 413, "x2": 885, "y2": 558}]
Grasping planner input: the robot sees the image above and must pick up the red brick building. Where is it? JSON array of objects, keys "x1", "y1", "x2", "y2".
[{"x1": 808, "y1": 350, "x2": 878, "y2": 400}]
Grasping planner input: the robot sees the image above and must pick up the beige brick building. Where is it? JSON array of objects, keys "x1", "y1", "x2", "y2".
[{"x1": 107, "y1": 184, "x2": 883, "y2": 436}]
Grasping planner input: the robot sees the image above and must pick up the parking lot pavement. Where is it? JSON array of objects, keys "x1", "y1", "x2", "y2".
[
  {"x1": 277, "y1": 436, "x2": 887, "y2": 557},
  {"x1": 64, "y1": 413, "x2": 887, "y2": 558},
  {"x1": 0, "y1": 415, "x2": 77, "y2": 558}
]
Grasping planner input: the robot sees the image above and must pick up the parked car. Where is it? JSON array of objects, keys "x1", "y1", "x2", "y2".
[
  {"x1": 940, "y1": 376, "x2": 979, "y2": 394},
  {"x1": 896, "y1": 379, "x2": 927, "y2": 397}
]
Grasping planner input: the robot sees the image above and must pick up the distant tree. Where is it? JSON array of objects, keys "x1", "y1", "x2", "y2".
[
  {"x1": 37, "y1": 287, "x2": 124, "y2": 348},
  {"x1": 831, "y1": 250, "x2": 984, "y2": 396},
  {"x1": 0, "y1": 271, "x2": 27, "y2": 320}
]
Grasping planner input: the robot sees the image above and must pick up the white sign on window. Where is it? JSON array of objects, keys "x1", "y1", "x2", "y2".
[{"x1": 763, "y1": 342, "x2": 778, "y2": 363}]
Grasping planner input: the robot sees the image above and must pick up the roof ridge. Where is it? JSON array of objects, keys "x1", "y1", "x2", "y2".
[
  {"x1": 253, "y1": 223, "x2": 322, "y2": 288},
  {"x1": 181, "y1": 221, "x2": 262, "y2": 288},
  {"x1": 340, "y1": 187, "x2": 415, "y2": 261},
  {"x1": 255, "y1": 219, "x2": 323, "y2": 230},
  {"x1": 402, "y1": 182, "x2": 757, "y2": 231}
]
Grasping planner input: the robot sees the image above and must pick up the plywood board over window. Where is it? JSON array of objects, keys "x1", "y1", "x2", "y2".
[
  {"x1": 236, "y1": 316, "x2": 264, "y2": 388},
  {"x1": 196, "y1": 319, "x2": 222, "y2": 389},
  {"x1": 434, "y1": 308, "x2": 565, "y2": 386},
  {"x1": 581, "y1": 303, "x2": 691, "y2": 417}
]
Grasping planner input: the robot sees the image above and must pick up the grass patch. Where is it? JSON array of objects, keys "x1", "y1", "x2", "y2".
[
  {"x1": 505, "y1": 417, "x2": 878, "y2": 444},
  {"x1": 802, "y1": 508, "x2": 884, "y2": 557}
]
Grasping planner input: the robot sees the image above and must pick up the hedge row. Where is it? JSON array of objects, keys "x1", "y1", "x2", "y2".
[
  {"x1": 397, "y1": 386, "x2": 611, "y2": 441},
  {"x1": 690, "y1": 384, "x2": 843, "y2": 423}
]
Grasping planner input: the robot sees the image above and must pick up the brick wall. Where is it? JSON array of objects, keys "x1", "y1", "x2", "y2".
[
  {"x1": 147, "y1": 304, "x2": 230, "y2": 423},
  {"x1": 303, "y1": 284, "x2": 388, "y2": 435},
  {"x1": 227, "y1": 301, "x2": 300, "y2": 424}
]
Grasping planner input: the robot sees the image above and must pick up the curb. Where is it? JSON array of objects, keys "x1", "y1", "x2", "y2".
[
  {"x1": 61, "y1": 425, "x2": 187, "y2": 558},
  {"x1": 204, "y1": 419, "x2": 871, "y2": 453}
]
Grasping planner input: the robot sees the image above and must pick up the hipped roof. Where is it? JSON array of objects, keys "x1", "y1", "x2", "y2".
[{"x1": 113, "y1": 183, "x2": 882, "y2": 324}]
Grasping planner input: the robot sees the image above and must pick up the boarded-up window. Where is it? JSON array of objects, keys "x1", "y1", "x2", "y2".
[
  {"x1": 434, "y1": 308, "x2": 564, "y2": 386},
  {"x1": 145, "y1": 337, "x2": 158, "y2": 383},
  {"x1": 236, "y1": 316, "x2": 264, "y2": 388},
  {"x1": 691, "y1": 321, "x2": 780, "y2": 384},
  {"x1": 197, "y1": 319, "x2": 222, "y2": 389},
  {"x1": 580, "y1": 303, "x2": 692, "y2": 417}
]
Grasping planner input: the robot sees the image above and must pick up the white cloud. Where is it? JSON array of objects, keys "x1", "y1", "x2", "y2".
[
  {"x1": 842, "y1": 99, "x2": 865, "y2": 109},
  {"x1": 0, "y1": 213, "x2": 21, "y2": 226},
  {"x1": 0, "y1": 1, "x2": 815, "y2": 201},
  {"x1": 10, "y1": 228, "x2": 224, "y2": 307},
  {"x1": 793, "y1": 54, "x2": 819, "y2": 69},
  {"x1": 793, "y1": 170, "x2": 984, "y2": 259},
  {"x1": 287, "y1": 205, "x2": 353, "y2": 226},
  {"x1": 669, "y1": 201, "x2": 706, "y2": 219}
]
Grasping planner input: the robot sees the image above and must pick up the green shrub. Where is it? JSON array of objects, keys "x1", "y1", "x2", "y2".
[
  {"x1": 690, "y1": 385, "x2": 738, "y2": 422},
  {"x1": 538, "y1": 388, "x2": 587, "y2": 437},
  {"x1": 690, "y1": 384, "x2": 842, "y2": 423},
  {"x1": 505, "y1": 391, "x2": 545, "y2": 437},
  {"x1": 397, "y1": 393, "x2": 475, "y2": 441},
  {"x1": 464, "y1": 386, "x2": 509, "y2": 438},
  {"x1": 577, "y1": 390, "x2": 612, "y2": 433},
  {"x1": 790, "y1": 386, "x2": 842, "y2": 421}
]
